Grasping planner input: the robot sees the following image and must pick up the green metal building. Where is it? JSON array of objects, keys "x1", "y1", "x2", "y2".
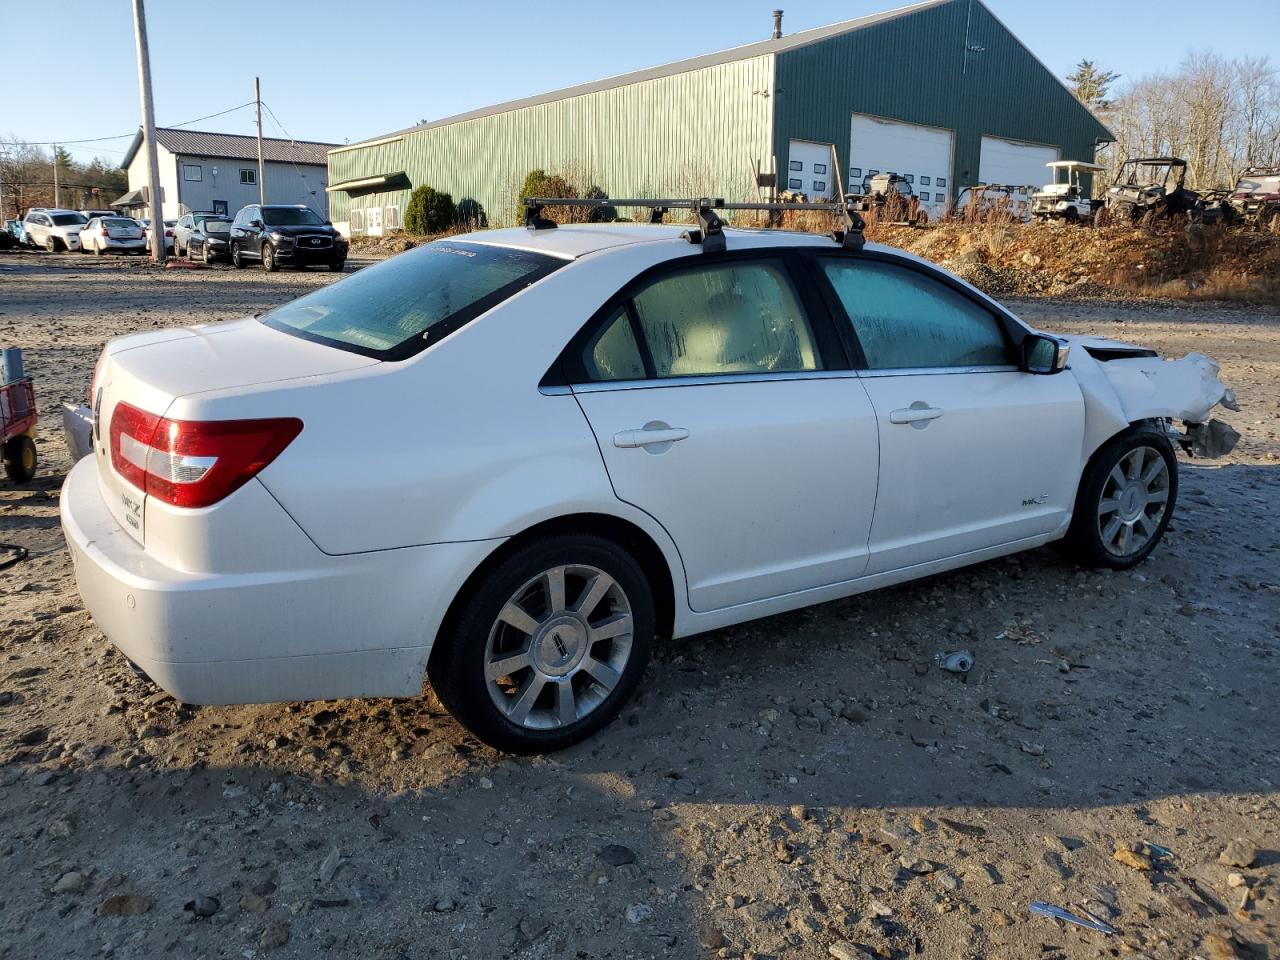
[{"x1": 327, "y1": 0, "x2": 1111, "y2": 233}]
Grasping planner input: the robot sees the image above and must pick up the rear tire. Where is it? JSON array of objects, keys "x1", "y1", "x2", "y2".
[
  {"x1": 45, "y1": 236, "x2": 58, "y2": 253},
  {"x1": 428, "y1": 535, "x2": 655, "y2": 754},
  {"x1": 2, "y1": 436, "x2": 37, "y2": 484},
  {"x1": 94, "y1": 241, "x2": 103, "y2": 256},
  {"x1": 1058, "y1": 424, "x2": 1178, "y2": 570}
]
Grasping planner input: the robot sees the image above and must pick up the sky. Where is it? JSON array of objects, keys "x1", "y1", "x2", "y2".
[{"x1": 3, "y1": 0, "x2": 1277, "y2": 166}]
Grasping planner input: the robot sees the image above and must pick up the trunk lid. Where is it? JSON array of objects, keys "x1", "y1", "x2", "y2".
[{"x1": 94, "y1": 318, "x2": 377, "y2": 545}]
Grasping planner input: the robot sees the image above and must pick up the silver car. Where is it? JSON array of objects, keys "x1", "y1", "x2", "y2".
[{"x1": 79, "y1": 216, "x2": 146, "y2": 256}]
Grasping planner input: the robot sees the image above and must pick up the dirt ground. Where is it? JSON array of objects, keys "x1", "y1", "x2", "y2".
[{"x1": 0, "y1": 250, "x2": 1277, "y2": 960}]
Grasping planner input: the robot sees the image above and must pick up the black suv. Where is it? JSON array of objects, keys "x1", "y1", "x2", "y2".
[{"x1": 229, "y1": 204, "x2": 347, "y2": 272}]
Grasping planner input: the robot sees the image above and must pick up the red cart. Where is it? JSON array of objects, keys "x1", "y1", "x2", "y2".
[{"x1": 1, "y1": 376, "x2": 38, "y2": 483}]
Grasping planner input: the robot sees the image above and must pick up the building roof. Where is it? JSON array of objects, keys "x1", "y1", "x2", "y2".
[
  {"x1": 122, "y1": 127, "x2": 338, "y2": 169},
  {"x1": 333, "y1": 0, "x2": 948, "y2": 153}
]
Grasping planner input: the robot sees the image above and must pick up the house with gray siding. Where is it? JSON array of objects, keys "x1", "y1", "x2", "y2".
[
  {"x1": 117, "y1": 127, "x2": 337, "y2": 221},
  {"x1": 328, "y1": 0, "x2": 1111, "y2": 233}
]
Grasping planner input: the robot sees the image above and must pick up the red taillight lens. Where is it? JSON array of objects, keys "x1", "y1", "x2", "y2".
[
  {"x1": 109, "y1": 402, "x2": 302, "y2": 508},
  {"x1": 164, "y1": 229, "x2": 174, "y2": 237},
  {"x1": 100, "y1": 228, "x2": 109, "y2": 237}
]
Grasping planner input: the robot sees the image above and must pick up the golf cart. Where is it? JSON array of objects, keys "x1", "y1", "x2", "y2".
[
  {"x1": 1032, "y1": 161, "x2": 1105, "y2": 223},
  {"x1": 1105, "y1": 157, "x2": 1199, "y2": 222},
  {"x1": 1229, "y1": 166, "x2": 1280, "y2": 226},
  {"x1": 848, "y1": 172, "x2": 929, "y2": 226}
]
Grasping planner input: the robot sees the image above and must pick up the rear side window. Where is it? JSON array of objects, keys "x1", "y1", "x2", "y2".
[
  {"x1": 584, "y1": 259, "x2": 820, "y2": 381},
  {"x1": 262, "y1": 241, "x2": 564, "y2": 360},
  {"x1": 821, "y1": 259, "x2": 1011, "y2": 370}
]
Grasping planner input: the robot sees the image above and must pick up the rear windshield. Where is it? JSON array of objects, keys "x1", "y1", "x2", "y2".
[
  {"x1": 261, "y1": 240, "x2": 566, "y2": 360},
  {"x1": 104, "y1": 217, "x2": 136, "y2": 227},
  {"x1": 1237, "y1": 175, "x2": 1280, "y2": 193},
  {"x1": 51, "y1": 213, "x2": 87, "y2": 226},
  {"x1": 262, "y1": 207, "x2": 324, "y2": 226},
  {"x1": 204, "y1": 220, "x2": 231, "y2": 235}
]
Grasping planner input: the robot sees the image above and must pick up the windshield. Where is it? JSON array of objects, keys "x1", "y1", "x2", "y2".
[
  {"x1": 1237, "y1": 174, "x2": 1280, "y2": 193},
  {"x1": 51, "y1": 213, "x2": 87, "y2": 226},
  {"x1": 261, "y1": 240, "x2": 566, "y2": 360},
  {"x1": 203, "y1": 220, "x2": 231, "y2": 235},
  {"x1": 262, "y1": 207, "x2": 324, "y2": 226}
]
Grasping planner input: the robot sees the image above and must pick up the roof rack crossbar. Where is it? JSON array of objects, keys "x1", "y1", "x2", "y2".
[{"x1": 522, "y1": 196, "x2": 865, "y2": 251}]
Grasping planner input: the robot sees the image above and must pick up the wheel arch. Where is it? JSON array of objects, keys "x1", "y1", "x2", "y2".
[{"x1": 428, "y1": 512, "x2": 679, "y2": 671}]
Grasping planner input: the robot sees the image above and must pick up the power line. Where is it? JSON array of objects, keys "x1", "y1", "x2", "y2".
[{"x1": 17, "y1": 101, "x2": 258, "y2": 148}]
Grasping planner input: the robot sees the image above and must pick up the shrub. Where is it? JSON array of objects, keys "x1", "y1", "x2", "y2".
[
  {"x1": 456, "y1": 198, "x2": 487, "y2": 230},
  {"x1": 404, "y1": 185, "x2": 456, "y2": 235}
]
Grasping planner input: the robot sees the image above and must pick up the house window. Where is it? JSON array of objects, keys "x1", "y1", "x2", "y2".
[
  {"x1": 920, "y1": 176, "x2": 931, "y2": 186},
  {"x1": 182, "y1": 163, "x2": 202, "y2": 182},
  {"x1": 350, "y1": 209, "x2": 365, "y2": 232},
  {"x1": 936, "y1": 177, "x2": 947, "y2": 188},
  {"x1": 868, "y1": 169, "x2": 879, "y2": 176},
  {"x1": 813, "y1": 163, "x2": 827, "y2": 175},
  {"x1": 849, "y1": 167, "x2": 862, "y2": 179},
  {"x1": 788, "y1": 178, "x2": 803, "y2": 190},
  {"x1": 813, "y1": 181, "x2": 827, "y2": 193},
  {"x1": 936, "y1": 193, "x2": 946, "y2": 202},
  {"x1": 383, "y1": 205, "x2": 401, "y2": 230},
  {"x1": 789, "y1": 160, "x2": 803, "y2": 172},
  {"x1": 239, "y1": 168, "x2": 256, "y2": 185}
]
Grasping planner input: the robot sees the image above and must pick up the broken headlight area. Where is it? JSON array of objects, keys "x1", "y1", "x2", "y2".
[{"x1": 1177, "y1": 419, "x2": 1241, "y2": 459}]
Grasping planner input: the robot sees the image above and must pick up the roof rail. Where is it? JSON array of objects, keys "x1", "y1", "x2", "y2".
[{"x1": 522, "y1": 196, "x2": 866, "y2": 252}]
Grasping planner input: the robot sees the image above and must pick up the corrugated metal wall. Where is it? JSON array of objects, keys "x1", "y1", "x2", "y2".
[
  {"x1": 773, "y1": 0, "x2": 1112, "y2": 198},
  {"x1": 330, "y1": 56, "x2": 773, "y2": 230}
]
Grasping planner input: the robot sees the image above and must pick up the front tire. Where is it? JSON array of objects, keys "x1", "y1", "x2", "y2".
[
  {"x1": 428, "y1": 536, "x2": 655, "y2": 753},
  {"x1": 231, "y1": 242, "x2": 246, "y2": 268},
  {"x1": 1060, "y1": 425, "x2": 1178, "y2": 569},
  {"x1": 262, "y1": 243, "x2": 277, "y2": 272},
  {"x1": 2, "y1": 436, "x2": 37, "y2": 483},
  {"x1": 45, "y1": 236, "x2": 58, "y2": 253},
  {"x1": 329, "y1": 258, "x2": 345, "y2": 273},
  {"x1": 202, "y1": 243, "x2": 212, "y2": 265}
]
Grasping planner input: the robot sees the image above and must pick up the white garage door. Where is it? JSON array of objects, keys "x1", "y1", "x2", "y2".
[
  {"x1": 849, "y1": 114, "x2": 953, "y2": 217},
  {"x1": 786, "y1": 140, "x2": 836, "y2": 200},
  {"x1": 978, "y1": 136, "x2": 1061, "y2": 206}
]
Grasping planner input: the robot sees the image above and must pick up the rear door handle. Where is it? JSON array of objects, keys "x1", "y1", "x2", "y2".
[
  {"x1": 613, "y1": 423, "x2": 690, "y2": 449},
  {"x1": 889, "y1": 405, "x2": 944, "y2": 425}
]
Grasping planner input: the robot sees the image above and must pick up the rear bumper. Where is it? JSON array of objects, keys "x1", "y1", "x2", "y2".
[
  {"x1": 103, "y1": 238, "x2": 145, "y2": 251},
  {"x1": 60, "y1": 456, "x2": 500, "y2": 704}
]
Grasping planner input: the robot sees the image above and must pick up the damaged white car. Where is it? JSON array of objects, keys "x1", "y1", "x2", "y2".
[{"x1": 60, "y1": 219, "x2": 1239, "y2": 752}]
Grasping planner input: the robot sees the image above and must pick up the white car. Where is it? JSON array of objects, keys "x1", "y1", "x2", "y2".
[
  {"x1": 23, "y1": 208, "x2": 87, "y2": 252},
  {"x1": 142, "y1": 219, "x2": 177, "y2": 255},
  {"x1": 79, "y1": 216, "x2": 146, "y2": 255},
  {"x1": 60, "y1": 222, "x2": 1239, "y2": 752}
]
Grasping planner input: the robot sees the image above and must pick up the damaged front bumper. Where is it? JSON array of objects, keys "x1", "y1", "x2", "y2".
[{"x1": 1179, "y1": 419, "x2": 1240, "y2": 459}]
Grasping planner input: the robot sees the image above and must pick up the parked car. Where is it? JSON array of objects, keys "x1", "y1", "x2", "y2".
[
  {"x1": 143, "y1": 219, "x2": 177, "y2": 255},
  {"x1": 3, "y1": 219, "x2": 25, "y2": 245},
  {"x1": 0, "y1": 219, "x2": 19, "y2": 250},
  {"x1": 23, "y1": 208, "x2": 87, "y2": 252},
  {"x1": 79, "y1": 216, "x2": 146, "y2": 255},
  {"x1": 1228, "y1": 166, "x2": 1280, "y2": 226},
  {"x1": 229, "y1": 204, "x2": 347, "y2": 272},
  {"x1": 184, "y1": 218, "x2": 232, "y2": 263},
  {"x1": 173, "y1": 211, "x2": 223, "y2": 257},
  {"x1": 59, "y1": 221, "x2": 1239, "y2": 753}
]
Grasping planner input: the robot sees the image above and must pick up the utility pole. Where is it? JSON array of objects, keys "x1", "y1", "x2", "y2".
[
  {"x1": 131, "y1": 0, "x2": 165, "y2": 263},
  {"x1": 255, "y1": 77, "x2": 265, "y2": 204},
  {"x1": 52, "y1": 145, "x2": 60, "y2": 208}
]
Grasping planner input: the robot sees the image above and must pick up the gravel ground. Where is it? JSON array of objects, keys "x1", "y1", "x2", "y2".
[{"x1": 0, "y1": 250, "x2": 1277, "y2": 960}]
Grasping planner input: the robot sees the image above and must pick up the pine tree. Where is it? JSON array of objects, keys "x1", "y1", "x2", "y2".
[{"x1": 1066, "y1": 59, "x2": 1120, "y2": 111}]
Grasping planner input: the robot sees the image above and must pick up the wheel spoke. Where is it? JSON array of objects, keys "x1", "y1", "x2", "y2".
[
  {"x1": 1135, "y1": 514, "x2": 1156, "y2": 540},
  {"x1": 1108, "y1": 464, "x2": 1127, "y2": 490},
  {"x1": 1145, "y1": 487, "x2": 1169, "y2": 506},
  {"x1": 1102, "y1": 516, "x2": 1122, "y2": 546},
  {"x1": 554, "y1": 679, "x2": 577, "y2": 727},
  {"x1": 1118, "y1": 522, "x2": 1133, "y2": 554},
  {"x1": 574, "y1": 572, "x2": 614, "y2": 616},
  {"x1": 545, "y1": 567, "x2": 567, "y2": 615},
  {"x1": 580, "y1": 657, "x2": 621, "y2": 692},
  {"x1": 498, "y1": 602, "x2": 540, "y2": 636},
  {"x1": 589, "y1": 613, "x2": 632, "y2": 644},
  {"x1": 1098, "y1": 497, "x2": 1121, "y2": 518},
  {"x1": 485, "y1": 646, "x2": 532, "y2": 681},
  {"x1": 506, "y1": 675, "x2": 546, "y2": 725},
  {"x1": 1141, "y1": 457, "x2": 1165, "y2": 485},
  {"x1": 1125, "y1": 449, "x2": 1144, "y2": 481}
]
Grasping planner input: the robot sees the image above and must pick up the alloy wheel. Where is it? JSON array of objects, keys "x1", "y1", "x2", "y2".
[
  {"x1": 1096, "y1": 445, "x2": 1170, "y2": 558},
  {"x1": 483, "y1": 564, "x2": 634, "y2": 730}
]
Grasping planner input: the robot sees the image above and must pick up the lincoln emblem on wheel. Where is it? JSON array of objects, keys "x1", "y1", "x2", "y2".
[{"x1": 59, "y1": 208, "x2": 1239, "y2": 753}]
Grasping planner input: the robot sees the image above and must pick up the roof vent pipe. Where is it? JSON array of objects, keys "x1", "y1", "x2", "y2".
[{"x1": 772, "y1": 9, "x2": 783, "y2": 39}]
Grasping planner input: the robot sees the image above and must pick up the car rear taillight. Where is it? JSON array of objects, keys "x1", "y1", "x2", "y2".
[
  {"x1": 109, "y1": 401, "x2": 302, "y2": 508},
  {"x1": 164, "y1": 229, "x2": 174, "y2": 237},
  {"x1": 100, "y1": 228, "x2": 109, "y2": 237}
]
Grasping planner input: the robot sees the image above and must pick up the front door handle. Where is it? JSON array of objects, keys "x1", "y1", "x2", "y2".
[
  {"x1": 889, "y1": 404, "x2": 944, "y2": 425},
  {"x1": 613, "y1": 422, "x2": 690, "y2": 449}
]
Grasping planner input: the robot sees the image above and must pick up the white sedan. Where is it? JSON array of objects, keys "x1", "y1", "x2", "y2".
[
  {"x1": 60, "y1": 222, "x2": 1239, "y2": 752},
  {"x1": 79, "y1": 216, "x2": 146, "y2": 255}
]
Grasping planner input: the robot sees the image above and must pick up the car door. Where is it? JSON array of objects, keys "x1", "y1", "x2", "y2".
[
  {"x1": 175, "y1": 215, "x2": 191, "y2": 249},
  {"x1": 568, "y1": 253, "x2": 880, "y2": 612},
  {"x1": 815, "y1": 254, "x2": 1084, "y2": 574}
]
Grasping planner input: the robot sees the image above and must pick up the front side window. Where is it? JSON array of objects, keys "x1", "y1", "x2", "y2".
[
  {"x1": 262, "y1": 240, "x2": 564, "y2": 359},
  {"x1": 625, "y1": 260, "x2": 820, "y2": 379},
  {"x1": 821, "y1": 259, "x2": 1011, "y2": 370}
]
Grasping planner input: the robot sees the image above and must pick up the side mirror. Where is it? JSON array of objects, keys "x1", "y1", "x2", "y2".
[
  {"x1": 1023, "y1": 333, "x2": 1070, "y2": 375},
  {"x1": 251, "y1": 219, "x2": 263, "y2": 229}
]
